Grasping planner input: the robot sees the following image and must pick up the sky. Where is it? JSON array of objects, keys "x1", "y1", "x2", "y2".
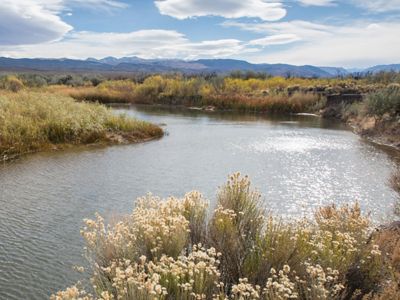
[{"x1": 0, "y1": 0, "x2": 399, "y2": 68}]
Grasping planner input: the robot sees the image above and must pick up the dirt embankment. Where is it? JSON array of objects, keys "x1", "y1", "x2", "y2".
[
  {"x1": 347, "y1": 115, "x2": 400, "y2": 149},
  {"x1": 321, "y1": 93, "x2": 400, "y2": 150}
]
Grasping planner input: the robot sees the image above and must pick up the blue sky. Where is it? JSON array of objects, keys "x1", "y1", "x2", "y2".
[{"x1": 0, "y1": 0, "x2": 399, "y2": 67}]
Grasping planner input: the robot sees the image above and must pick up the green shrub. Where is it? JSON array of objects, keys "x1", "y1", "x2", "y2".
[
  {"x1": 19, "y1": 74, "x2": 48, "y2": 88},
  {"x1": 0, "y1": 75, "x2": 25, "y2": 92},
  {"x1": 208, "y1": 173, "x2": 264, "y2": 286},
  {"x1": 366, "y1": 84, "x2": 400, "y2": 116}
]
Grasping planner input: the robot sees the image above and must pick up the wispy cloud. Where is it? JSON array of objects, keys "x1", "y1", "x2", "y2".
[
  {"x1": 296, "y1": 0, "x2": 400, "y2": 12},
  {"x1": 68, "y1": 0, "x2": 128, "y2": 11},
  {"x1": 0, "y1": 30, "x2": 253, "y2": 59},
  {"x1": 296, "y1": 0, "x2": 336, "y2": 6},
  {"x1": 223, "y1": 20, "x2": 332, "y2": 40},
  {"x1": 350, "y1": 0, "x2": 400, "y2": 13},
  {"x1": 248, "y1": 34, "x2": 301, "y2": 47},
  {"x1": 154, "y1": 0, "x2": 286, "y2": 21},
  {"x1": 227, "y1": 20, "x2": 400, "y2": 67}
]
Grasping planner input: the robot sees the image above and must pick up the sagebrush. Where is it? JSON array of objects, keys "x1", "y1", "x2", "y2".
[{"x1": 52, "y1": 173, "x2": 399, "y2": 300}]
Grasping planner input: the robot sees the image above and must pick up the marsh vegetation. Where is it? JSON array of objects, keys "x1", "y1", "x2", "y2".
[
  {"x1": 2, "y1": 71, "x2": 399, "y2": 115},
  {"x1": 0, "y1": 91, "x2": 163, "y2": 161}
]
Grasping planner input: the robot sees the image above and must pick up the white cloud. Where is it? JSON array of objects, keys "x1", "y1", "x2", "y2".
[
  {"x1": 287, "y1": 0, "x2": 400, "y2": 11},
  {"x1": 223, "y1": 20, "x2": 332, "y2": 40},
  {"x1": 154, "y1": 0, "x2": 286, "y2": 21},
  {"x1": 0, "y1": 0, "x2": 127, "y2": 46},
  {"x1": 0, "y1": 0, "x2": 71, "y2": 45},
  {"x1": 0, "y1": 30, "x2": 253, "y2": 60},
  {"x1": 248, "y1": 34, "x2": 301, "y2": 46},
  {"x1": 296, "y1": 0, "x2": 335, "y2": 6},
  {"x1": 350, "y1": 0, "x2": 400, "y2": 12},
  {"x1": 68, "y1": 0, "x2": 128, "y2": 11},
  {"x1": 237, "y1": 21, "x2": 400, "y2": 67},
  {"x1": 293, "y1": 0, "x2": 400, "y2": 10}
]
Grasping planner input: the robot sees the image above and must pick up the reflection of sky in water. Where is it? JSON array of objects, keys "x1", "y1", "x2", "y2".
[
  {"x1": 244, "y1": 134, "x2": 350, "y2": 153},
  {"x1": 230, "y1": 129, "x2": 397, "y2": 222}
]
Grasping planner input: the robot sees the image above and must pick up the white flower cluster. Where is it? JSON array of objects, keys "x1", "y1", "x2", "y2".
[
  {"x1": 132, "y1": 194, "x2": 190, "y2": 259},
  {"x1": 300, "y1": 263, "x2": 344, "y2": 299},
  {"x1": 50, "y1": 284, "x2": 93, "y2": 300},
  {"x1": 81, "y1": 192, "x2": 209, "y2": 264},
  {"x1": 95, "y1": 244, "x2": 221, "y2": 300},
  {"x1": 370, "y1": 244, "x2": 382, "y2": 257},
  {"x1": 229, "y1": 264, "x2": 344, "y2": 300},
  {"x1": 231, "y1": 278, "x2": 261, "y2": 299},
  {"x1": 263, "y1": 266, "x2": 298, "y2": 299}
]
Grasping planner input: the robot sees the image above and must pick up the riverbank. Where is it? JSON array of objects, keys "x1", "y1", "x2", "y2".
[
  {"x1": 347, "y1": 116, "x2": 400, "y2": 150},
  {"x1": 0, "y1": 91, "x2": 163, "y2": 161},
  {"x1": 321, "y1": 84, "x2": 400, "y2": 151}
]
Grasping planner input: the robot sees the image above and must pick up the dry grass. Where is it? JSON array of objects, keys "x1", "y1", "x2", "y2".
[
  {"x1": 0, "y1": 91, "x2": 163, "y2": 161},
  {"x1": 204, "y1": 93, "x2": 323, "y2": 113},
  {"x1": 0, "y1": 75, "x2": 25, "y2": 92},
  {"x1": 53, "y1": 173, "x2": 399, "y2": 300},
  {"x1": 42, "y1": 75, "x2": 399, "y2": 116},
  {"x1": 49, "y1": 76, "x2": 325, "y2": 113}
]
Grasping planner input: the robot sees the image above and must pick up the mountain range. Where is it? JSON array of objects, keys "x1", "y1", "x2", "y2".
[{"x1": 0, "y1": 56, "x2": 399, "y2": 78}]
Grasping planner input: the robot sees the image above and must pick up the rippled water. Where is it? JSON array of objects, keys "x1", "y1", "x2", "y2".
[{"x1": 0, "y1": 105, "x2": 399, "y2": 299}]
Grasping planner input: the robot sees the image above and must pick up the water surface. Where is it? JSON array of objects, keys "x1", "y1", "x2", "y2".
[{"x1": 0, "y1": 105, "x2": 399, "y2": 299}]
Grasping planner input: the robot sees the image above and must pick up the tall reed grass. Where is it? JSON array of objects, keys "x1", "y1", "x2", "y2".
[
  {"x1": 53, "y1": 76, "x2": 325, "y2": 113},
  {"x1": 0, "y1": 91, "x2": 163, "y2": 161},
  {"x1": 52, "y1": 173, "x2": 399, "y2": 300}
]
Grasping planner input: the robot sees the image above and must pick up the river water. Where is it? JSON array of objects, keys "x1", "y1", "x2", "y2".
[{"x1": 0, "y1": 105, "x2": 399, "y2": 299}]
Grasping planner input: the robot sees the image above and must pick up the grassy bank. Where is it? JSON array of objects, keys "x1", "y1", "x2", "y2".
[
  {"x1": 53, "y1": 173, "x2": 399, "y2": 300},
  {"x1": 0, "y1": 91, "x2": 163, "y2": 161},
  {"x1": 340, "y1": 84, "x2": 400, "y2": 148},
  {"x1": 46, "y1": 76, "x2": 333, "y2": 113},
  {"x1": 3, "y1": 72, "x2": 399, "y2": 115},
  {"x1": 43, "y1": 74, "x2": 397, "y2": 115}
]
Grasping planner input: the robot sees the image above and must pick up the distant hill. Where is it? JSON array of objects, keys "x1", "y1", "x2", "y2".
[
  {"x1": 362, "y1": 64, "x2": 400, "y2": 74},
  {"x1": 318, "y1": 67, "x2": 349, "y2": 76},
  {"x1": 0, "y1": 57, "x2": 112, "y2": 72},
  {"x1": 0, "y1": 56, "x2": 399, "y2": 78}
]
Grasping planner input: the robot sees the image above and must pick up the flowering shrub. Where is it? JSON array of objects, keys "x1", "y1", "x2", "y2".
[
  {"x1": 53, "y1": 173, "x2": 399, "y2": 300},
  {"x1": 209, "y1": 173, "x2": 265, "y2": 286}
]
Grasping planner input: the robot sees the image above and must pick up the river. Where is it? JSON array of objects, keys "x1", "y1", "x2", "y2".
[{"x1": 0, "y1": 105, "x2": 399, "y2": 299}]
